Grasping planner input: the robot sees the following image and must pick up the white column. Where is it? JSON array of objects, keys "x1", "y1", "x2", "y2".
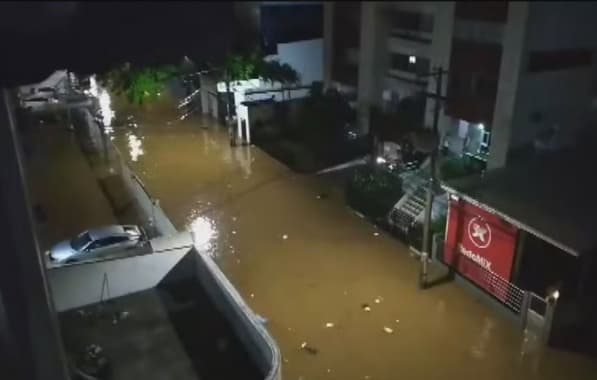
[
  {"x1": 357, "y1": 1, "x2": 385, "y2": 135},
  {"x1": 488, "y1": 2, "x2": 529, "y2": 169},
  {"x1": 200, "y1": 75, "x2": 210, "y2": 115},
  {"x1": 323, "y1": 2, "x2": 334, "y2": 90},
  {"x1": 424, "y1": 2, "x2": 455, "y2": 135}
]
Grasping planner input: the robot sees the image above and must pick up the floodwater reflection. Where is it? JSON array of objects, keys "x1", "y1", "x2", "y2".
[
  {"x1": 188, "y1": 214, "x2": 218, "y2": 258},
  {"x1": 110, "y1": 98, "x2": 597, "y2": 380},
  {"x1": 127, "y1": 133, "x2": 144, "y2": 162}
]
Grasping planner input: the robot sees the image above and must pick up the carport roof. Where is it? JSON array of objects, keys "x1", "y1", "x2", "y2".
[{"x1": 442, "y1": 149, "x2": 597, "y2": 257}]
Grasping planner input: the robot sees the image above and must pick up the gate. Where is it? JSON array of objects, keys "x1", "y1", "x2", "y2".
[
  {"x1": 520, "y1": 291, "x2": 556, "y2": 345},
  {"x1": 447, "y1": 252, "x2": 558, "y2": 346}
]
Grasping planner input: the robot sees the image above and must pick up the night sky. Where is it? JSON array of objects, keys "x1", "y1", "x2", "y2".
[{"x1": 0, "y1": 2, "x2": 240, "y2": 86}]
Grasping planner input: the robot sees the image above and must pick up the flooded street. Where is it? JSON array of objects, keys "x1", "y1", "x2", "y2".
[
  {"x1": 23, "y1": 118, "x2": 119, "y2": 251},
  {"x1": 106, "y1": 99, "x2": 597, "y2": 380}
]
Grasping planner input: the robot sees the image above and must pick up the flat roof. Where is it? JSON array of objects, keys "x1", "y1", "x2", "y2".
[{"x1": 442, "y1": 149, "x2": 597, "y2": 257}]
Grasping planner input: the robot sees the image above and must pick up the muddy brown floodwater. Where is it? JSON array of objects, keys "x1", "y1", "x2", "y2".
[{"x1": 110, "y1": 98, "x2": 597, "y2": 380}]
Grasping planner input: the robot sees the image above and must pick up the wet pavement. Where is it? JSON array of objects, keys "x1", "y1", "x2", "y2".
[{"x1": 101, "y1": 98, "x2": 597, "y2": 379}]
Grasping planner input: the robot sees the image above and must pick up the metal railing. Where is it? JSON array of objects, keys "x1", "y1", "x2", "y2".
[{"x1": 455, "y1": 252, "x2": 526, "y2": 314}]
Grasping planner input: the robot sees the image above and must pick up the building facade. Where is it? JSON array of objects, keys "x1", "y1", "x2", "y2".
[{"x1": 324, "y1": 1, "x2": 597, "y2": 169}]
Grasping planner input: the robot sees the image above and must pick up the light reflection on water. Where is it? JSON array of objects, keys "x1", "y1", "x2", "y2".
[
  {"x1": 127, "y1": 133, "x2": 144, "y2": 162},
  {"x1": 187, "y1": 213, "x2": 218, "y2": 258}
]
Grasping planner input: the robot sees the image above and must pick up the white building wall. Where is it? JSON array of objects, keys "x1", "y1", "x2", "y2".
[
  {"x1": 423, "y1": 1, "x2": 455, "y2": 135},
  {"x1": 525, "y1": 2, "x2": 597, "y2": 51},
  {"x1": 510, "y1": 67, "x2": 594, "y2": 150},
  {"x1": 507, "y1": 1, "x2": 597, "y2": 152},
  {"x1": 273, "y1": 38, "x2": 324, "y2": 85},
  {"x1": 487, "y1": 2, "x2": 530, "y2": 169}
]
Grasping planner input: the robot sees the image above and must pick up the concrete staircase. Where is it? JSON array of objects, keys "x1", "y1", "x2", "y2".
[{"x1": 388, "y1": 171, "x2": 428, "y2": 234}]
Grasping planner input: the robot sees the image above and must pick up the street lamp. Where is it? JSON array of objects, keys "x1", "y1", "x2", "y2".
[{"x1": 413, "y1": 66, "x2": 448, "y2": 289}]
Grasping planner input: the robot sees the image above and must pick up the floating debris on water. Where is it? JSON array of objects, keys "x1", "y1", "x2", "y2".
[
  {"x1": 282, "y1": 234, "x2": 288, "y2": 240},
  {"x1": 383, "y1": 326, "x2": 394, "y2": 334},
  {"x1": 232, "y1": 217, "x2": 237, "y2": 222},
  {"x1": 325, "y1": 322, "x2": 334, "y2": 328},
  {"x1": 373, "y1": 232, "x2": 380, "y2": 237},
  {"x1": 232, "y1": 230, "x2": 237, "y2": 235},
  {"x1": 300, "y1": 342, "x2": 319, "y2": 355},
  {"x1": 361, "y1": 303, "x2": 371, "y2": 312},
  {"x1": 250, "y1": 293, "x2": 255, "y2": 298},
  {"x1": 374, "y1": 297, "x2": 383, "y2": 304},
  {"x1": 395, "y1": 319, "x2": 400, "y2": 324}
]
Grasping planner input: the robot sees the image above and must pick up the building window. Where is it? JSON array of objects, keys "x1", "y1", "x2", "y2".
[
  {"x1": 390, "y1": 10, "x2": 434, "y2": 33},
  {"x1": 391, "y1": 53, "x2": 430, "y2": 76},
  {"x1": 455, "y1": 1, "x2": 509, "y2": 23},
  {"x1": 528, "y1": 49, "x2": 593, "y2": 73}
]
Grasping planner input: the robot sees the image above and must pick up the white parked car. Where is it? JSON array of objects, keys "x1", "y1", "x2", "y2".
[{"x1": 48, "y1": 225, "x2": 145, "y2": 264}]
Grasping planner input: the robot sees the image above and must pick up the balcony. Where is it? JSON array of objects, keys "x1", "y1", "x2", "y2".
[
  {"x1": 389, "y1": 27, "x2": 432, "y2": 45},
  {"x1": 388, "y1": 32, "x2": 432, "y2": 60},
  {"x1": 386, "y1": 69, "x2": 428, "y2": 87}
]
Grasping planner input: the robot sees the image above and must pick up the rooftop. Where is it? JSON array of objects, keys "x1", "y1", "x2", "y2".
[{"x1": 442, "y1": 148, "x2": 597, "y2": 257}]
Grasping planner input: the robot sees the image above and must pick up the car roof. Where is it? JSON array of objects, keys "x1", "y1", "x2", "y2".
[{"x1": 87, "y1": 225, "x2": 129, "y2": 240}]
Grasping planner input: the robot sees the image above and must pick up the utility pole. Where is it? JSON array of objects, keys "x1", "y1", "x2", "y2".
[{"x1": 418, "y1": 66, "x2": 447, "y2": 289}]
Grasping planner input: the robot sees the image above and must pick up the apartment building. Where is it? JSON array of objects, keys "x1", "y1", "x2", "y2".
[{"x1": 324, "y1": 1, "x2": 597, "y2": 169}]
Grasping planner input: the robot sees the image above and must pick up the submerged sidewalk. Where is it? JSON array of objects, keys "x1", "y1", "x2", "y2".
[{"x1": 110, "y1": 102, "x2": 597, "y2": 380}]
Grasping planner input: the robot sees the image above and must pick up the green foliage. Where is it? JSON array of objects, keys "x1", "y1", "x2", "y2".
[
  {"x1": 439, "y1": 156, "x2": 485, "y2": 180},
  {"x1": 100, "y1": 63, "x2": 179, "y2": 105},
  {"x1": 308, "y1": 90, "x2": 352, "y2": 133},
  {"x1": 346, "y1": 166, "x2": 403, "y2": 221},
  {"x1": 431, "y1": 214, "x2": 447, "y2": 235},
  {"x1": 219, "y1": 51, "x2": 300, "y2": 85}
]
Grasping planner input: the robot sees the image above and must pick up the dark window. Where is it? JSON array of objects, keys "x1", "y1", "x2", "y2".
[
  {"x1": 390, "y1": 10, "x2": 434, "y2": 33},
  {"x1": 391, "y1": 54, "x2": 430, "y2": 76},
  {"x1": 103, "y1": 236, "x2": 128, "y2": 246},
  {"x1": 528, "y1": 49, "x2": 593, "y2": 73},
  {"x1": 455, "y1": 1, "x2": 509, "y2": 23}
]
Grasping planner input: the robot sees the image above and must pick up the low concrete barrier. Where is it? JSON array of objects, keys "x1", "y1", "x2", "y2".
[
  {"x1": 192, "y1": 246, "x2": 281, "y2": 380},
  {"x1": 76, "y1": 107, "x2": 176, "y2": 237}
]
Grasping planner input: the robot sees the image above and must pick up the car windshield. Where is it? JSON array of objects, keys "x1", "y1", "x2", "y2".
[{"x1": 71, "y1": 232, "x2": 92, "y2": 250}]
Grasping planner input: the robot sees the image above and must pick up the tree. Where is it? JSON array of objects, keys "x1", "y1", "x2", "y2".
[{"x1": 100, "y1": 63, "x2": 179, "y2": 105}]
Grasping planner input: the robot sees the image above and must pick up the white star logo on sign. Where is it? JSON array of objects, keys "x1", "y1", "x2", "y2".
[{"x1": 467, "y1": 217, "x2": 492, "y2": 249}]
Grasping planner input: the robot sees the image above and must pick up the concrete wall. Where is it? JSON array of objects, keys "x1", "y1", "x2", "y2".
[
  {"x1": 506, "y1": 1, "x2": 597, "y2": 151},
  {"x1": 510, "y1": 66, "x2": 594, "y2": 149},
  {"x1": 47, "y1": 232, "x2": 193, "y2": 312},
  {"x1": 192, "y1": 247, "x2": 281, "y2": 380},
  {"x1": 526, "y1": 2, "x2": 597, "y2": 51}
]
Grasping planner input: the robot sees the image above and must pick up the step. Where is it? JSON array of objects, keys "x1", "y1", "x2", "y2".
[{"x1": 403, "y1": 202, "x2": 422, "y2": 213}]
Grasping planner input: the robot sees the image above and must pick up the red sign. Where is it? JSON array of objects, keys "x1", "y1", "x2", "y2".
[{"x1": 444, "y1": 197, "x2": 518, "y2": 300}]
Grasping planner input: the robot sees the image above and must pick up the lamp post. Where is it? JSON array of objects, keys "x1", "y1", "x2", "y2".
[{"x1": 413, "y1": 66, "x2": 448, "y2": 289}]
